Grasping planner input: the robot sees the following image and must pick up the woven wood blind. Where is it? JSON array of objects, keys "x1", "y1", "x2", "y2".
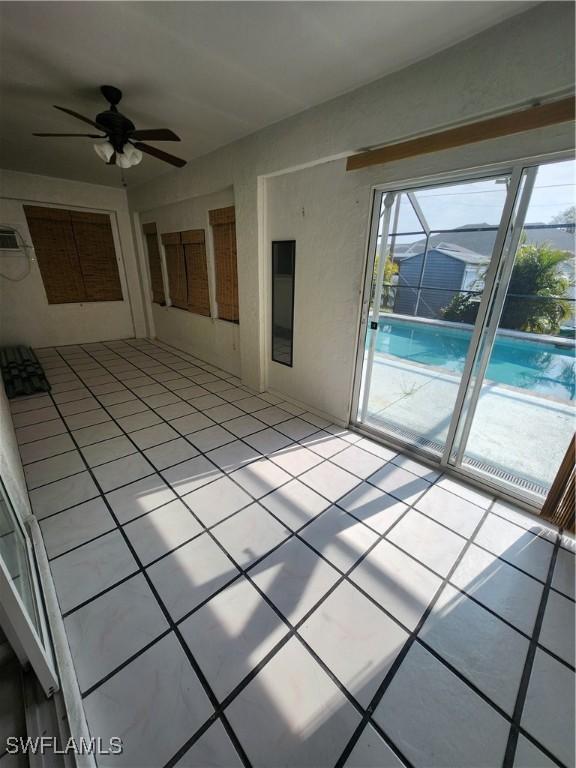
[
  {"x1": 161, "y1": 230, "x2": 211, "y2": 315},
  {"x1": 540, "y1": 435, "x2": 575, "y2": 533},
  {"x1": 182, "y1": 229, "x2": 210, "y2": 316},
  {"x1": 24, "y1": 206, "x2": 85, "y2": 304},
  {"x1": 161, "y1": 232, "x2": 188, "y2": 309},
  {"x1": 209, "y1": 206, "x2": 239, "y2": 323},
  {"x1": 23, "y1": 205, "x2": 123, "y2": 304},
  {"x1": 70, "y1": 211, "x2": 122, "y2": 301},
  {"x1": 143, "y1": 222, "x2": 165, "y2": 304}
]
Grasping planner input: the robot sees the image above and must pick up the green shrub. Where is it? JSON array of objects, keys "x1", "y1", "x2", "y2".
[{"x1": 441, "y1": 242, "x2": 573, "y2": 334}]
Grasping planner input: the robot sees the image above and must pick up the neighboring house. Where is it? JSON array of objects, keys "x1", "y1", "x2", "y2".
[
  {"x1": 391, "y1": 243, "x2": 489, "y2": 319},
  {"x1": 388, "y1": 223, "x2": 575, "y2": 324}
]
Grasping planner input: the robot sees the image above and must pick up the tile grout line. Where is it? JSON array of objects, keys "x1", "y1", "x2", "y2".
[
  {"x1": 119, "y1": 337, "x2": 572, "y2": 550},
  {"x1": 26, "y1": 346, "x2": 571, "y2": 607},
  {"x1": 35, "y1": 340, "x2": 570, "y2": 768},
  {"x1": 336, "y1": 496, "x2": 569, "y2": 768},
  {"x1": 49, "y1": 402, "x2": 576, "y2": 744},
  {"x1": 46, "y1": 344, "x2": 346, "y2": 760},
  {"x1": 31, "y1": 422, "x2": 570, "y2": 612},
  {"x1": 46, "y1": 352, "x2": 254, "y2": 768},
  {"x1": 45, "y1": 343, "x2": 565, "y2": 638},
  {"x1": 62, "y1": 397, "x2": 526, "y2": 767},
  {"x1": 63, "y1": 345, "x2": 462, "y2": 596},
  {"x1": 158, "y1": 477, "x2": 429, "y2": 768},
  {"x1": 32, "y1": 342, "x2": 569, "y2": 611},
  {"x1": 77, "y1": 342, "x2": 442, "y2": 768},
  {"x1": 78, "y1": 628, "x2": 173, "y2": 699},
  {"x1": 114, "y1": 338, "x2": 335, "y2": 429},
  {"x1": 334, "y1": 502, "x2": 495, "y2": 767},
  {"x1": 503, "y1": 533, "x2": 562, "y2": 768}
]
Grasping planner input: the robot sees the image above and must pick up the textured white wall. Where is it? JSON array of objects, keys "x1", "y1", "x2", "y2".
[
  {"x1": 140, "y1": 187, "x2": 241, "y2": 375},
  {"x1": 125, "y1": 4, "x2": 575, "y2": 417},
  {"x1": 266, "y1": 126, "x2": 575, "y2": 421},
  {"x1": 0, "y1": 170, "x2": 147, "y2": 348}
]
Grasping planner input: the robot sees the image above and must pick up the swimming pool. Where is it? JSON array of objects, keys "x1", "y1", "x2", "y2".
[{"x1": 371, "y1": 317, "x2": 576, "y2": 400}]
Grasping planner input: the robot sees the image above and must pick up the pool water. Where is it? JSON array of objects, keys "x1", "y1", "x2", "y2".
[{"x1": 372, "y1": 317, "x2": 576, "y2": 400}]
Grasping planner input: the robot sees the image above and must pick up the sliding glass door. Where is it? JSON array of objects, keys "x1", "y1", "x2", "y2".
[
  {"x1": 354, "y1": 155, "x2": 575, "y2": 505},
  {"x1": 356, "y1": 173, "x2": 515, "y2": 454},
  {"x1": 0, "y1": 478, "x2": 58, "y2": 695},
  {"x1": 450, "y1": 158, "x2": 575, "y2": 496}
]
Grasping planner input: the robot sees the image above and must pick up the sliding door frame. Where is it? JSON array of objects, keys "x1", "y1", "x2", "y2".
[
  {"x1": 350, "y1": 149, "x2": 574, "y2": 513},
  {"x1": 0, "y1": 478, "x2": 59, "y2": 696},
  {"x1": 447, "y1": 167, "x2": 538, "y2": 467},
  {"x1": 439, "y1": 164, "x2": 529, "y2": 466}
]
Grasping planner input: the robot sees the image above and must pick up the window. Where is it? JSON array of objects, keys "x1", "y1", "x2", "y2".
[
  {"x1": 161, "y1": 229, "x2": 210, "y2": 316},
  {"x1": 24, "y1": 205, "x2": 123, "y2": 304},
  {"x1": 0, "y1": 228, "x2": 19, "y2": 250},
  {"x1": 142, "y1": 222, "x2": 165, "y2": 304},
  {"x1": 209, "y1": 206, "x2": 239, "y2": 323},
  {"x1": 271, "y1": 240, "x2": 295, "y2": 366}
]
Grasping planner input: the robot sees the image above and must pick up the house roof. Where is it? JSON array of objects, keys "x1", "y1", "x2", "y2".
[
  {"x1": 395, "y1": 243, "x2": 489, "y2": 265},
  {"x1": 392, "y1": 223, "x2": 575, "y2": 264}
]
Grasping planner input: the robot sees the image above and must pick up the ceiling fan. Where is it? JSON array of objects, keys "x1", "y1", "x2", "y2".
[{"x1": 33, "y1": 85, "x2": 187, "y2": 169}]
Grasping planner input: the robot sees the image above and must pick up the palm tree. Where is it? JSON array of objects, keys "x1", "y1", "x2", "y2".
[
  {"x1": 442, "y1": 242, "x2": 573, "y2": 334},
  {"x1": 500, "y1": 243, "x2": 572, "y2": 334}
]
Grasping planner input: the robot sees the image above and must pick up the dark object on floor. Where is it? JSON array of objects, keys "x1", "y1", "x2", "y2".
[{"x1": 0, "y1": 346, "x2": 51, "y2": 398}]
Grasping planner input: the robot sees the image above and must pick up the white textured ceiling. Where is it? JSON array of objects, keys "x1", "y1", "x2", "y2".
[{"x1": 0, "y1": 1, "x2": 535, "y2": 188}]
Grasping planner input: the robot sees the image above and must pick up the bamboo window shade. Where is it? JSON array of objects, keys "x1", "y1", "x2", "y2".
[
  {"x1": 23, "y1": 205, "x2": 123, "y2": 304},
  {"x1": 143, "y1": 222, "x2": 165, "y2": 304},
  {"x1": 540, "y1": 435, "x2": 575, "y2": 533},
  {"x1": 161, "y1": 232, "x2": 188, "y2": 309},
  {"x1": 182, "y1": 229, "x2": 210, "y2": 316},
  {"x1": 161, "y1": 230, "x2": 210, "y2": 315},
  {"x1": 69, "y1": 211, "x2": 123, "y2": 301},
  {"x1": 209, "y1": 206, "x2": 239, "y2": 323}
]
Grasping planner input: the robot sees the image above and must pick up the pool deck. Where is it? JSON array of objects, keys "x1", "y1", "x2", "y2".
[{"x1": 360, "y1": 353, "x2": 574, "y2": 491}]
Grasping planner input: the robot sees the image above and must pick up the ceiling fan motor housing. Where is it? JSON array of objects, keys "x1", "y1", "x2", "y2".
[
  {"x1": 96, "y1": 110, "x2": 135, "y2": 152},
  {"x1": 97, "y1": 86, "x2": 134, "y2": 152}
]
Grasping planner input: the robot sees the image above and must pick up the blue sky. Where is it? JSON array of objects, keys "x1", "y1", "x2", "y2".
[{"x1": 383, "y1": 158, "x2": 575, "y2": 233}]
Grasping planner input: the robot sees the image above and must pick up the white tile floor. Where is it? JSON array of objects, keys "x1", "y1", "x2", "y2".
[{"x1": 11, "y1": 338, "x2": 576, "y2": 768}]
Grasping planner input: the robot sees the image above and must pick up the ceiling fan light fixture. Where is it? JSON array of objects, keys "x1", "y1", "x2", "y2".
[
  {"x1": 93, "y1": 140, "x2": 114, "y2": 162},
  {"x1": 129, "y1": 147, "x2": 143, "y2": 166},
  {"x1": 115, "y1": 151, "x2": 132, "y2": 169},
  {"x1": 115, "y1": 143, "x2": 142, "y2": 168},
  {"x1": 123, "y1": 143, "x2": 142, "y2": 167}
]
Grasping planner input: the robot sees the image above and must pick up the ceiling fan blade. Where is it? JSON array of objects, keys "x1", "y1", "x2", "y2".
[
  {"x1": 33, "y1": 132, "x2": 103, "y2": 137},
  {"x1": 53, "y1": 105, "x2": 105, "y2": 131},
  {"x1": 133, "y1": 142, "x2": 187, "y2": 168},
  {"x1": 130, "y1": 129, "x2": 181, "y2": 141}
]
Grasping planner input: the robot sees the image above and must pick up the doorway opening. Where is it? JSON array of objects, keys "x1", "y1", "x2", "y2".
[{"x1": 353, "y1": 156, "x2": 575, "y2": 507}]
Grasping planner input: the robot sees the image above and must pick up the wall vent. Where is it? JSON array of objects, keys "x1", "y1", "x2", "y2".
[{"x1": 0, "y1": 228, "x2": 20, "y2": 249}]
